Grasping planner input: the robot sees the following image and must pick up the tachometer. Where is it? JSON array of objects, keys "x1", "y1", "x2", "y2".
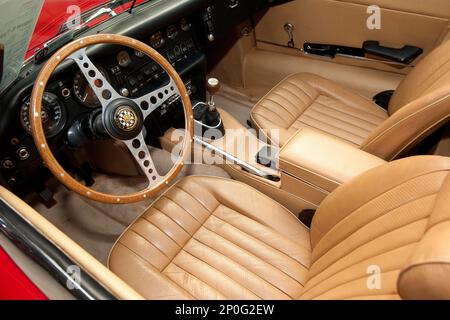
[
  {"x1": 20, "y1": 92, "x2": 67, "y2": 138},
  {"x1": 73, "y1": 65, "x2": 110, "y2": 108}
]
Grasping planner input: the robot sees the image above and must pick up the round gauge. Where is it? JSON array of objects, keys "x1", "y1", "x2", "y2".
[
  {"x1": 150, "y1": 31, "x2": 164, "y2": 49},
  {"x1": 134, "y1": 50, "x2": 145, "y2": 58},
  {"x1": 20, "y1": 92, "x2": 67, "y2": 138},
  {"x1": 73, "y1": 65, "x2": 110, "y2": 108},
  {"x1": 166, "y1": 25, "x2": 178, "y2": 40},
  {"x1": 180, "y1": 18, "x2": 191, "y2": 32},
  {"x1": 117, "y1": 50, "x2": 131, "y2": 68}
]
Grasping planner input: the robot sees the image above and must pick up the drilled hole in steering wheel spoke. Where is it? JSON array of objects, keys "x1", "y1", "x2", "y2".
[
  {"x1": 132, "y1": 139, "x2": 141, "y2": 148},
  {"x1": 94, "y1": 79, "x2": 103, "y2": 88},
  {"x1": 102, "y1": 90, "x2": 111, "y2": 99},
  {"x1": 140, "y1": 101, "x2": 149, "y2": 111}
]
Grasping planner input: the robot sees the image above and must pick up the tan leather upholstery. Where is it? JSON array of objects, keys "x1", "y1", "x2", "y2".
[
  {"x1": 109, "y1": 156, "x2": 450, "y2": 299},
  {"x1": 109, "y1": 176, "x2": 311, "y2": 299},
  {"x1": 251, "y1": 40, "x2": 450, "y2": 160},
  {"x1": 250, "y1": 73, "x2": 388, "y2": 147},
  {"x1": 279, "y1": 128, "x2": 386, "y2": 192},
  {"x1": 362, "y1": 40, "x2": 450, "y2": 159}
]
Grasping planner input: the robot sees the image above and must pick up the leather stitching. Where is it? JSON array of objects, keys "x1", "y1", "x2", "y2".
[
  {"x1": 300, "y1": 113, "x2": 368, "y2": 140},
  {"x1": 306, "y1": 107, "x2": 373, "y2": 137},
  {"x1": 186, "y1": 239, "x2": 271, "y2": 299},
  {"x1": 127, "y1": 229, "x2": 173, "y2": 262},
  {"x1": 190, "y1": 236, "x2": 293, "y2": 298},
  {"x1": 176, "y1": 249, "x2": 260, "y2": 299},
  {"x1": 314, "y1": 99, "x2": 384, "y2": 127},
  {"x1": 304, "y1": 240, "x2": 421, "y2": 298},
  {"x1": 201, "y1": 222, "x2": 307, "y2": 287},
  {"x1": 166, "y1": 260, "x2": 228, "y2": 299},
  {"x1": 312, "y1": 191, "x2": 438, "y2": 266},
  {"x1": 150, "y1": 207, "x2": 194, "y2": 236},
  {"x1": 210, "y1": 213, "x2": 310, "y2": 268},
  {"x1": 141, "y1": 215, "x2": 184, "y2": 248}
]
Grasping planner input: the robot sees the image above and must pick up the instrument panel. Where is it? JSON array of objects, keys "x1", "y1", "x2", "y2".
[
  {"x1": 0, "y1": 0, "x2": 270, "y2": 197},
  {"x1": 17, "y1": 17, "x2": 200, "y2": 138},
  {"x1": 3, "y1": 16, "x2": 204, "y2": 195}
]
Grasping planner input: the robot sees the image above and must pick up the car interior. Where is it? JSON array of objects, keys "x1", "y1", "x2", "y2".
[{"x1": 1, "y1": 0, "x2": 450, "y2": 300}]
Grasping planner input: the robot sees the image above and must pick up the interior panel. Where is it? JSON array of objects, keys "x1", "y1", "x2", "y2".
[{"x1": 255, "y1": 0, "x2": 450, "y2": 67}]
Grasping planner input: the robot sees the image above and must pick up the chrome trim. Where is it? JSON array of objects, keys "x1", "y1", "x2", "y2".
[
  {"x1": 0, "y1": 197, "x2": 116, "y2": 300},
  {"x1": 193, "y1": 136, "x2": 280, "y2": 182}
]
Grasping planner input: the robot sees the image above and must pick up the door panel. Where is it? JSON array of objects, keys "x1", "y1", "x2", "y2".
[{"x1": 255, "y1": 0, "x2": 450, "y2": 66}]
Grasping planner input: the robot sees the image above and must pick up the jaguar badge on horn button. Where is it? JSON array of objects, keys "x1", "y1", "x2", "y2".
[{"x1": 114, "y1": 106, "x2": 138, "y2": 131}]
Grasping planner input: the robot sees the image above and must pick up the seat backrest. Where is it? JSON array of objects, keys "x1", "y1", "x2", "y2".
[
  {"x1": 300, "y1": 156, "x2": 450, "y2": 300},
  {"x1": 360, "y1": 40, "x2": 450, "y2": 160},
  {"x1": 389, "y1": 40, "x2": 450, "y2": 114}
]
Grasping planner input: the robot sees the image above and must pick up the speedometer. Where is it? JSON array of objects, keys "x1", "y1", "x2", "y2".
[
  {"x1": 73, "y1": 65, "x2": 110, "y2": 108},
  {"x1": 20, "y1": 92, "x2": 67, "y2": 138}
]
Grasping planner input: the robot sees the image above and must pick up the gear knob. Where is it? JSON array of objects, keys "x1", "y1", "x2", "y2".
[
  {"x1": 207, "y1": 78, "x2": 221, "y2": 96},
  {"x1": 207, "y1": 78, "x2": 220, "y2": 111}
]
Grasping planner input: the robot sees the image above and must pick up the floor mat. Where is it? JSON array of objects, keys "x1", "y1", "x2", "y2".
[{"x1": 30, "y1": 148, "x2": 230, "y2": 265}]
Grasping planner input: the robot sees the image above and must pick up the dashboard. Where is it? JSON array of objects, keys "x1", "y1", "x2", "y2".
[{"x1": 0, "y1": 0, "x2": 270, "y2": 200}]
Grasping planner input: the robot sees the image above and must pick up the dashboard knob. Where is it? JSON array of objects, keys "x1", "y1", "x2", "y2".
[{"x1": 120, "y1": 88, "x2": 130, "y2": 97}]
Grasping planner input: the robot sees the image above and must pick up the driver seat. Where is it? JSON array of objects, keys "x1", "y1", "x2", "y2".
[{"x1": 108, "y1": 156, "x2": 450, "y2": 299}]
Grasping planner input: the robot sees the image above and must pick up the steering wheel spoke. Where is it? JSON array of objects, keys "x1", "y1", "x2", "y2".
[
  {"x1": 123, "y1": 132, "x2": 162, "y2": 186},
  {"x1": 69, "y1": 48, "x2": 121, "y2": 109},
  {"x1": 133, "y1": 79, "x2": 179, "y2": 119}
]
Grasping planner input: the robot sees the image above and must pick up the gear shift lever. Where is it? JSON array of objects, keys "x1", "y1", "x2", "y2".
[
  {"x1": 191, "y1": 77, "x2": 225, "y2": 138},
  {"x1": 207, "y1": 77, "x2": 221, "y2": 111}
]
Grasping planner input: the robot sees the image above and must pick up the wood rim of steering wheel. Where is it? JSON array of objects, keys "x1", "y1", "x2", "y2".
[{"x1": 30, "y1": 34, "x2": 193, "y2": 204}]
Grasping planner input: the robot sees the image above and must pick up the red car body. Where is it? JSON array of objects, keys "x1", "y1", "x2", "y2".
[
  {"x1": 3, "y1": 2, "x2": 145, "y2": 298},
  {"x1": 27, "y1": 0, "x2": 146, "y2": 58}
]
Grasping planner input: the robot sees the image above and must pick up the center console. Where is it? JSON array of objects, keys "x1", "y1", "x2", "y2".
[{"x1": 279, "y1": 128, "x2": 386, "y2": 206}]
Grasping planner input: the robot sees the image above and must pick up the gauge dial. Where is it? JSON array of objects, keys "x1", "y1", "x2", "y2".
[
  {"x1": 20, "y1": 92, "x2": 67, "y2": 138},
  {"x1": 73, "y1": 65, "x2": 110, "y2": 108},
  {"x1": 180, "y1": 18, "x2": 191, "y2": 32},
  {"x1": 150, "y1": 31, "x2": 164, "y2": 49},
  {"x1": 134, "y1": 50, "x2": 145, "y2": 58},
  {"x1": 117, "y1": 50, "x2": 131, "y2": 68},
  {"x1": 166, "y1": 25, "x2": 178, "y2": 40}
]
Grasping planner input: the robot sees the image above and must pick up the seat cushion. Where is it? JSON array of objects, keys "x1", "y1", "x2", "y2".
[
  {"x1": 108, "y1": 176, "x2": 311, "y2": 300},
  {"x1": 250, "y1": 73, "x2": 388, "y2": 147}
]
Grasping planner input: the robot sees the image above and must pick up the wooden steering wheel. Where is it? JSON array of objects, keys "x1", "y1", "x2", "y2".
[{"x1": 30, "y1": 34, "x2": 193, "y2": 204}]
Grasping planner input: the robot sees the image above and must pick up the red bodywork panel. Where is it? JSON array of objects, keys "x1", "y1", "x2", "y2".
[
  {"x1": 27, "y1": 0, "x2": 147, "y2": 58},
  {"x1": 0, "y1": 246, "x2": 48, "y2": 300}
]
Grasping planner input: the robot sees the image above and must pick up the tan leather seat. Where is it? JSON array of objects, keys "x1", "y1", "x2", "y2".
[
  {"x1": 250, "y1": 40, "x2": 450, "y2": 160},
  {"x1": 109, "y1": 156, "x2": 450, "y2": 299}
]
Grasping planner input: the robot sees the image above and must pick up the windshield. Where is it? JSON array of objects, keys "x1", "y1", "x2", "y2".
[
  {"x1": 27, "y1": 0, "x2": 149, "y2": 58},
  {"x1": 0, "y1": 0, "x2": 149, "y2": 92}
]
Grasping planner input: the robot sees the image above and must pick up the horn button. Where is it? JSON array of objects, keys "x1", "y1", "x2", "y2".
[{"x1": 103, "y1": 98, "x2": 144, "y2": 140}]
